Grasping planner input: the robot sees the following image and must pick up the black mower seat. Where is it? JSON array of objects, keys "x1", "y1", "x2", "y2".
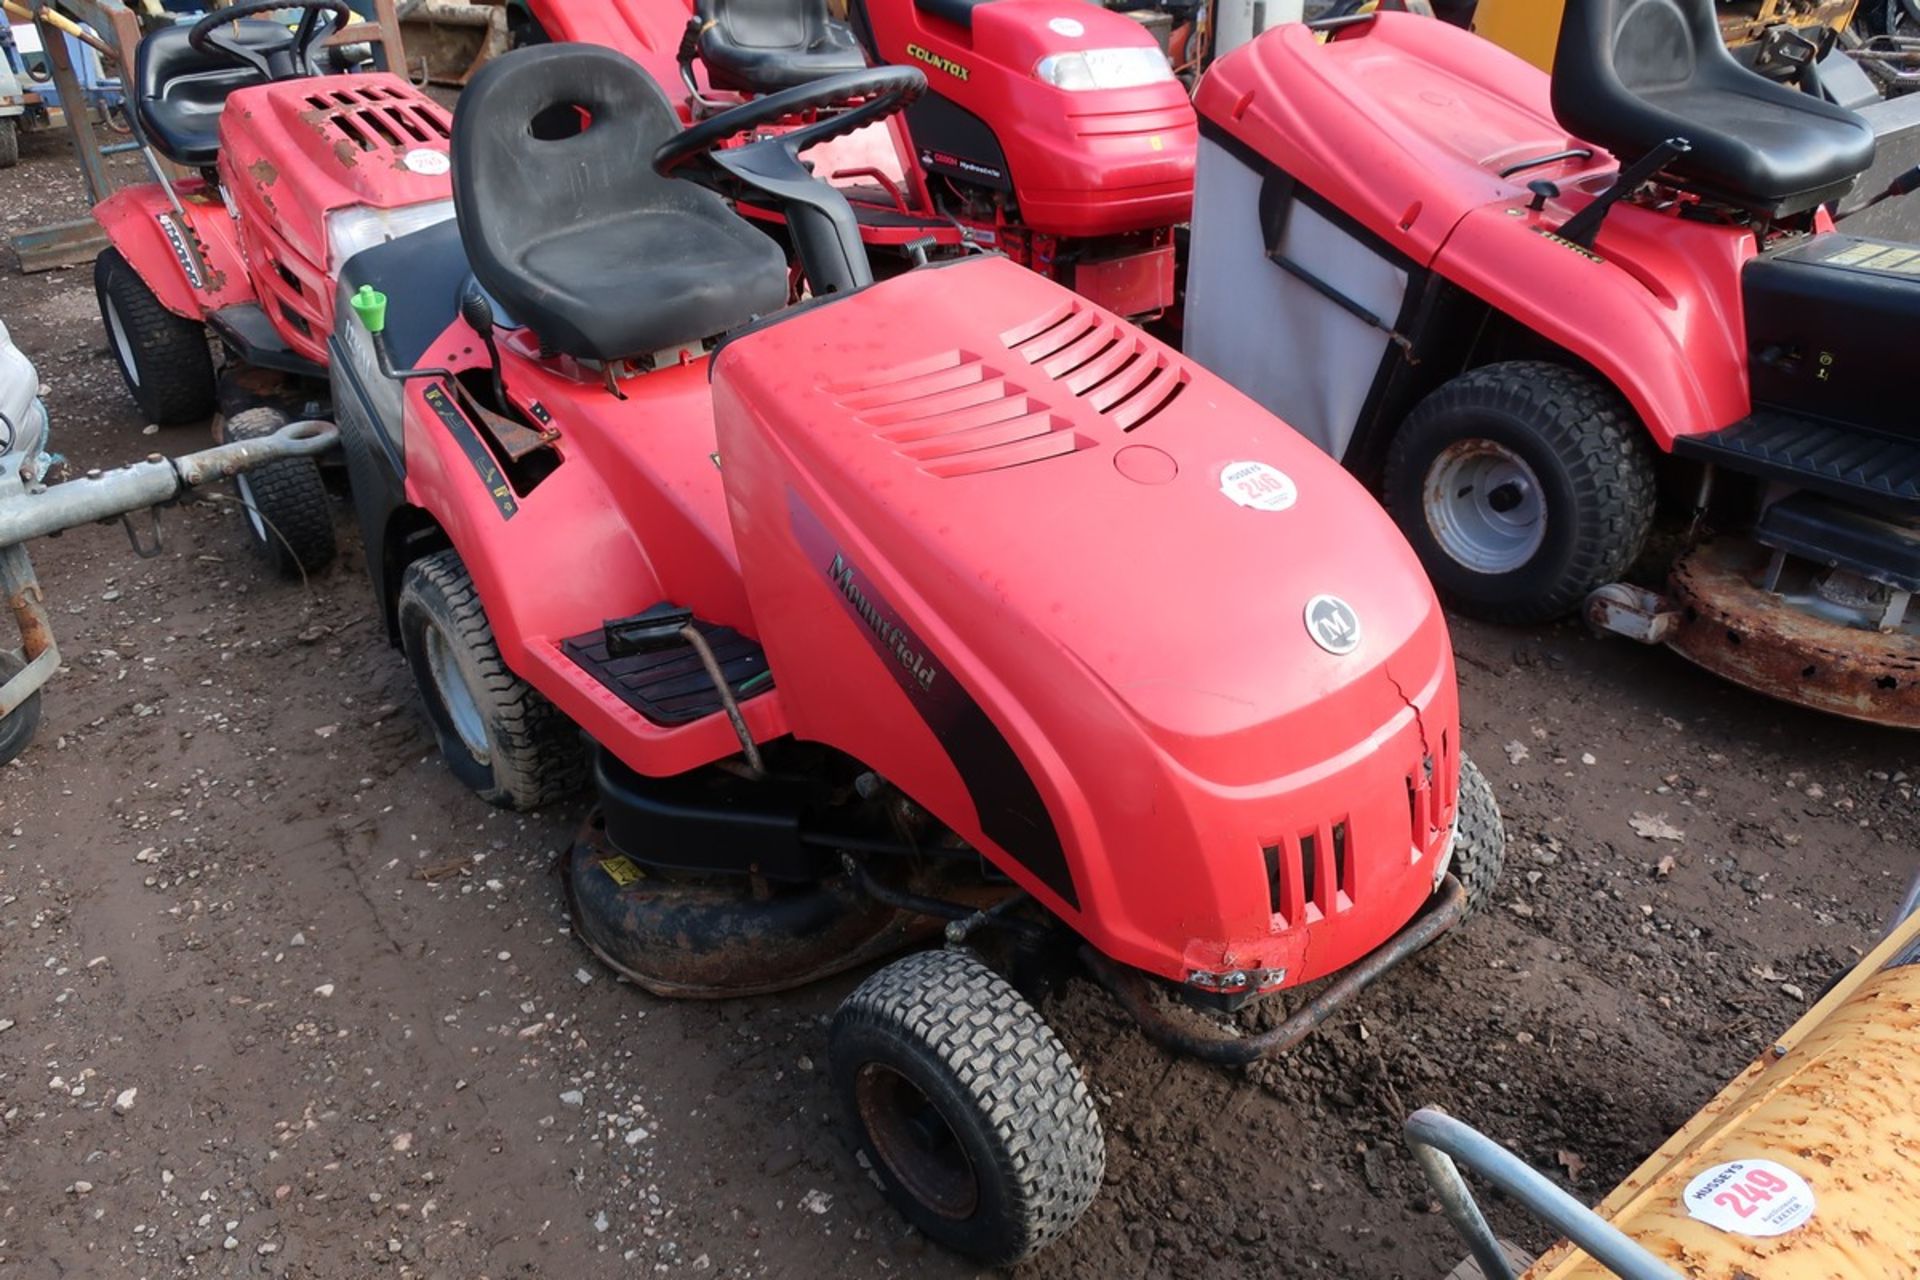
[
  {"x1": 1552, "y1": 0, "x2": 1875, "y2": 216},
  {"x1": 451, "y1": 44, "x2": 788, "y2": 363},
  {"x1": 695, "y1": 0, "x2": 866, "y2": 95},
  {"x1": 134, "y1": 20, "x2": 284, "y2": 167}
]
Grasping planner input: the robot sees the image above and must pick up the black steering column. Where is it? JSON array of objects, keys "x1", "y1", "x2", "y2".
[{"x1": 652, "y1": 67, "x2": 925, "y2": 298}]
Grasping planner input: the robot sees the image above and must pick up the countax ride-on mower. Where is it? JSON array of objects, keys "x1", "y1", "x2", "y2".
[
  {"x1": 1181, "y1": 0, "x2": 1920, "y2": 726},
  {"x1": 519, "y1": 0, "x2": 1196, "y2": 318},
  {"x1": 326, "y1": 44, "x2": 1506, "y2": 1263},
  {"x1": 92, "y1": 2, "x2": 459, "y2": 578}
]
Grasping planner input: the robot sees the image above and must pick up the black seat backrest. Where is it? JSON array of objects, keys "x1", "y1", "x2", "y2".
[
  {"x1": 451, "y1": 44, "x2": 789, "y2": 361},
  {"x1": 1552, "y1": 0, "x2": 1874, "y2": 216},
  {"x1": 699, "y1": 0, "x2": 817, "y2": 50},
  {"x1": 134, "y1": 21, "x2": 285, "y2": 167}
]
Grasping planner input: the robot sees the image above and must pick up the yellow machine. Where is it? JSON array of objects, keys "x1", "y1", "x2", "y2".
[
  {"x1": 1409, "y1": 874, "x2": 1920, "y2": 1279},
  {"x1": 1470, "y1": 0, "x2": 1861, "y2": 71}
]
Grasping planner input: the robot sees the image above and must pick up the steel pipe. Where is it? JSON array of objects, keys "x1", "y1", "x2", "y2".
[{"x1": 0, "y1": 420, "x2": 337, "y2": 549}]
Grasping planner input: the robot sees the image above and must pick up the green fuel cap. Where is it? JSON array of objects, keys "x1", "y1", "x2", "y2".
[{"x1": 350, "y1": 284, "x2": 388, "y2": 335}]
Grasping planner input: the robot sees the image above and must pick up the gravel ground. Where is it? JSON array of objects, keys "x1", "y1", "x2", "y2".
[{"x1": 0, "y1": 120, "x2": 1914, "y2": 1279}]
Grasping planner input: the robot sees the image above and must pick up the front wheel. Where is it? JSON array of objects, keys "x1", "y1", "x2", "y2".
[
  {"x1": 93, "y1": 246, "x2": 217, "y2": 426},
  {"x1": 830, "y1": 948, "x2": 1105, "y2": 1266},
  {"x1": 0, "y1": 651, "x2": 44, "y2": 766},
  {"x1": 396, "y1": 549, "x2": 586, "y2": 811},
  {"x1": 1383, "y1": 362, "x2": 1657, "y2": 625},
  {"x1": 1450, "y1": 753, "x2": 1505, "y2": 918},
  {"x1": 0, "y1": 118, "x2": 18, "y2": 169},
  {"x1": 224, "y1": 406, "x2": 336, "y2": 578}
]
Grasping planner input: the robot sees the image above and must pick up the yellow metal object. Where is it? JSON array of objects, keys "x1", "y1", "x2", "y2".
[
  {"x1": 1527, "y1": 903, "x2": 1920, "y2": 1279},
  {"x1": 1470, "y1": 0, "x2": 1862, "y2": 74},
  {"x1": 1470, "y1": 0, "x2": 1566, "y2": 73}
]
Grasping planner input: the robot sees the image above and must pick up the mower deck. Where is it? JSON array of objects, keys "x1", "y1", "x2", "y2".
[
  {"x1": 1666, "y1": 538, "x2": 1920, "y2": 729},
  {"x1": 563, "y1": 813, "x2": 993, "y2": 999}
]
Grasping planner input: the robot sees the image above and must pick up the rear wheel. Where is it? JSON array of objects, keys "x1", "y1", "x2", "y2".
[
  {"x1": 830, "y1": 948, "x2": 1105, "y2": 1266},
  {"x1": 396, "y1": 549, "x2": 586, "y2": 811},
  {"x1": 224, "y1": 406, "x2": 336, "y2": 578},
  {"x1": 1451, "y1": 753, "x2": 1505, "y2": 918},
  {"x1": 1383, "y1": 362, "x2": 1656, "y2": 625},
  {"x1": 0, "y1": 651, "x2": 44, "y2": 767},
  {"x1": 93, "y1": 246, "x2": 217, "y2": 426},
  {"x1": 0, "y1": 119, "x2": 18, "y2": 169}
]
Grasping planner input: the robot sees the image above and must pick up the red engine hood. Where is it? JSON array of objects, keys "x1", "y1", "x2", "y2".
[
  {"x1": 715, "y1": 256, "x2": 1448, "y2": 785},
  {"x1": 219, "y1": 74, "x2": 453, "y2": 271}
]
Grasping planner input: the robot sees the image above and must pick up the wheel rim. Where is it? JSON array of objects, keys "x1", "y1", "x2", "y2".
[
  {"x1": 103, "y1": 293, "x2": 140, "y2": 388},
  {"x1": 1421, "y1": 439, "x2": 1547, "y2": 575},
  {"x1": 233, "y1": 473, "x2": 269, "y2": 543},
  {"x1": 854, "y1": 1063, "x2": 980, "y2": 1220},
  {"x1": 424, "y1": 625, "x2": 491, "y2": 765}
]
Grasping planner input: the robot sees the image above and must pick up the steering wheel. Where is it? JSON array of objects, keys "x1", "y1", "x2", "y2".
[
  {"x1": 655, "y1": 66, "x2": 923, "y2": 186},
  {"x1": 188, "y1": 1, "x2": 354, "y2": 82},
  {"x1": 654, "y1": 66, "x2": 924, "y2": 297}
]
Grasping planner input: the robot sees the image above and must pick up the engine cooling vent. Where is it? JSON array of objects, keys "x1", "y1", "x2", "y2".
[
  {"x1": 999, "y1": 299, "x2": 1189, "y2": 431},
  {"x1": 1261, "y1": 818, "x2": 1353, "y2": 928},
  {"x1": 303, "y1": 84, "x2": 451, "y2": 154},
  {"x1": 831, "y1": 349, "x2": 1096, "y2": 478}
]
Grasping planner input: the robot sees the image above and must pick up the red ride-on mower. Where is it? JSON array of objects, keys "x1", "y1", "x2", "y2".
[
  {"x1": 328, "y1": 45, "x2": 1505, "y2": 1263},
  {"x1": 1182, "y1": 1, "x2": 1920, "y2": 726},
  {"x1": 521, "y1": 0, "x2": 1196, "y2": 318},
  {"x1": 92, "y1": 1, "x2": 458, "y2": 577}
]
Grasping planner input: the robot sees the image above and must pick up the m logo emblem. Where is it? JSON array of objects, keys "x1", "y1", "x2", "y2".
[{"x1": 1304, "y1": 595, "x2": 1362, "y2": 656}]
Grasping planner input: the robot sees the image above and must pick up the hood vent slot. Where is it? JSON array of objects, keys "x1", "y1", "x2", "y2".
[
  {"x1": 304, "y1": 85, "x2": 451, "y2": 154},
  {"x1": 834, "y1": 348, "x2": 1096, "y2": 478},
  {"x1": 1000, "y1": 300, "x2": 1190, "y2": 432}
]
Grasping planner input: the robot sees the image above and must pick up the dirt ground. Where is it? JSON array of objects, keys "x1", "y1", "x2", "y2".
[{"x1": 1, "y1": 122, "x2": 1915, "y2": 1280}]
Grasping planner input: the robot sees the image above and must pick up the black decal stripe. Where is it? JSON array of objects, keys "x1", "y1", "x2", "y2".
[
  {"x1": 789, "y1": 496, "x2": 1077, "y2": 908},
  {"x1": 423, "y1": 383, "x2": 517, "y2": 520}
]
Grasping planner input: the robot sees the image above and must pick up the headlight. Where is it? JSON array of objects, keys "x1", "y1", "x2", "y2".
[
  {"x1": 325, "y1": 199, "x2": 456, "y2": 271},
  {"x1": 1033, "y1": 47, "x2": 1174, "y2": 91}
]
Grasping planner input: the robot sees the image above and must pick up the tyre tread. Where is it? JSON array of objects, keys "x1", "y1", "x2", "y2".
[
  {"x1": 225, "y1": 407, "x2": 336, "y2": 576},
  {"x1": 93, "y1": 246, "x2": 216, "y2": 426},
  {"x1": 833, "y1": 948, "x2": 1104, "y2": 1265},
  {"x1": 1386, "y1": 361, "x2": 1657, "y2": 624},
  {"x1": 400, "y1": 549, "x2": 586, "y2": 810}
]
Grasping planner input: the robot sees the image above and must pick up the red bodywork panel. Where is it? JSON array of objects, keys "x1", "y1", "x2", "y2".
[
  {"x1": 711, "y1": 255, "x2": 1458, "y2": 983},
  {"x1": 396, "y1": 257, "x2": 1458, "y2": 983},
  {"x1": 396, "y1": 329, "x2": 788, "y2": 780},
  {"x1": 218, "y1": 75, "x2": 453, "y2": 367},
  {"x1": 1194, "y1": 15, "x2": 1754, "y2": 449},
  {"x1": 521, "y1": 0, "x2": 710, "y2": 108},
  {"x1": 860, "y1": 0, "x2": 1195, "y2": 237},
  {"x1": 96, "y1": 72, "x2": 452, "y2": 369},
  {"x1": 94, "y1": 181, "x2": 252, "y2": 321}
]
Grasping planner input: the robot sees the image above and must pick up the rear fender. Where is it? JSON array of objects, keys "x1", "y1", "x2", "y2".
[
  {"x1": 1435, "y1": 202, "x2": 1754, "y2": 450},
  {"x1": 93, "y1": 181, "x2": 253, "y2": 321}
]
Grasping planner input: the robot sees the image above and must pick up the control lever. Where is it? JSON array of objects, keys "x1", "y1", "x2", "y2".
[
  {"x1": 1857, "y1": 163, "x2": 1920, "y2": 212},
  {"x1": 1555, "y1": 137, "x2": 1691, "y2": 250}
]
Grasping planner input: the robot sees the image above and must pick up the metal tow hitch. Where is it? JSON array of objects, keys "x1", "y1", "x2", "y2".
[{"x1": 0, "y1": 419, "x2": 339, "y2": 764}]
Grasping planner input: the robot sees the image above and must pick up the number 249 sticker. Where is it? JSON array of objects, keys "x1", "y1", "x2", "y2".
[
  {"x1": 1682, "y1": 1159, "x2": 1815, "y2": 1237},
  {"x1": 1220, "y1": 461, "x2": 1297, "y2": 512}
]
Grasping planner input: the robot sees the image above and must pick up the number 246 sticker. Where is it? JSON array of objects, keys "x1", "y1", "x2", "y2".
[
  {"x1": 1219, "y1": 461, "x2": 1297, "y2": 512},
  {"x1": 1682, "y1": 1159, "x2": 1815, "y2": 1237}
]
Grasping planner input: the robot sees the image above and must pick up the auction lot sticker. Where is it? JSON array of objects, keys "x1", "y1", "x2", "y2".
[
  {"x1": 1682, "y1": 1159, "x2": 1815, "y2": 1237},
  {"x1": 1219, "y1": 461, "x2": 1297, "y2": 512}
]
